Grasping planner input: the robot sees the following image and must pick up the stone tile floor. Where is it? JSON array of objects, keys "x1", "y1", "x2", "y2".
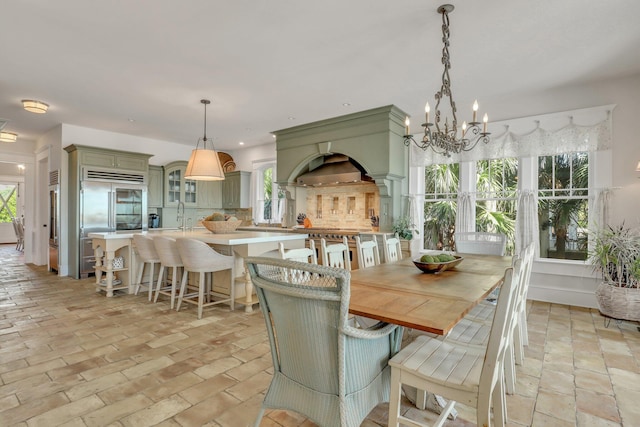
[{"x1": 1, "y1": 244, "x2": 640, "y2": 426}]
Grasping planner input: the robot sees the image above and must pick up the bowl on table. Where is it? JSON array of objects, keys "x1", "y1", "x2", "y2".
[
  {"x1": 412, "y1": 254, "x2": 464, "y2": 274},
  {"x1": 202, "y1": 220, "x2": 242, "y2": 234}
]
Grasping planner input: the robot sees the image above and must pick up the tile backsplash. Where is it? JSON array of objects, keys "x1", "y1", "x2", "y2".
[{"x1": 302, "y1": 183, "x2": 379, "y2": 229}]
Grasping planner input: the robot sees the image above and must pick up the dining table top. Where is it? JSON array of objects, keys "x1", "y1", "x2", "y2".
[{"x1": 348, "y1": 253, "x2": 513, "y2": 335}]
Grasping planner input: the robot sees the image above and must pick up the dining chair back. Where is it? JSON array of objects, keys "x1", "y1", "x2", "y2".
[
  {"x1": 278, "y1": 240, "x2": 318, "y2": 283},
  {"x1": 455, "y1": 232, "x2": 507, "y2": 256},
  {"x1": 175, "y1": 238, "x2": 235, "y2": 318},
  {"x1": 355, "y1": 235, "x2": 380, "y2": 269},
  {"x1": 246, "y1": 256, "x2": 402, "y2": 427},
  {"x1": 388, "y1": 259, "x2": 523, "y2": 427},
  {"x1": 152, "y1": 236, "x2": 183, "y2": 309},
  {"x1": 382, "y1": 232, "x2": 402, "y2": 263},
  {"x1": 278, "y1": 239, "x2": 317, "y2": 263},
  {"x1": 133, "y1": 234, "x2": 161, "y2": 301},
  {"x1": 320, "y1": 236, "x2": 351, "y2": 270}
]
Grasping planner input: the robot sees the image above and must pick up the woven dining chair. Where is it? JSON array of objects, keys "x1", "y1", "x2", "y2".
[
  {"x1": 246, "y1": 256, "x2": 403, "y2": 427},
  {"x1": 388, "y1": 258, "x2": 523, "y2": 427}
]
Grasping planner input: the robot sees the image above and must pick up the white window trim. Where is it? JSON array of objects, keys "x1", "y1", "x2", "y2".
[{"x1": 252, "y1": 158, "x2": 279, "y2": 224}]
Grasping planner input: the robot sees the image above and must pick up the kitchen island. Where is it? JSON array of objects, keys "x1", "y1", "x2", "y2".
[{"x1": 88, "y1": 229, "x2": 308, "y2": 311}]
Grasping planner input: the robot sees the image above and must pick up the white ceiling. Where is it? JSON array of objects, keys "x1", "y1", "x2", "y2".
[{"x1": 2, "y1": 1, "x2": 640, "y2": 151}]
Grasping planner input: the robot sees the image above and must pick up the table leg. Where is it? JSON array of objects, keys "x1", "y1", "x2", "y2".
[
  {"x1": 104, "y1": 250, "x2": 115, "y2": 298},
  {"x1": 94, "y1": 246, "x2": 104, "y2": 293},
  {"x1": 243, "y1": 261, "x2": 254, "y2": 313}
]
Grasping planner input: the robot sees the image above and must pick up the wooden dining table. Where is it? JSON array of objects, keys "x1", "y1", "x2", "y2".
[{"x1": 348, "y1": 253, "x2": 513, "y2": 335}]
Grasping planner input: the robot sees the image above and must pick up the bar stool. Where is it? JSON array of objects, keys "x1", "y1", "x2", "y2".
[
  {"x1": 133, "y1": 234, "x2": 161, "y2": 301},
  {"x1": 175, "y1": 238, "x2": 235, "y2": 319},
  {"x1": 152, "y1": 236, "x2": 183, "y2": 309}
]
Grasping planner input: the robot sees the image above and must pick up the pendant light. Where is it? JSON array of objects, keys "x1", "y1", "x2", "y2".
[
  {"x1": 185, "y1": 99, "x2": 225, "y2": 181},
  {"x1": 0, "y1": 131, "x2": 18, "y2": 143}
]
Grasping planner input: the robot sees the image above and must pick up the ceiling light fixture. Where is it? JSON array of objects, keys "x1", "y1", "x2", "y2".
[
  {"x1": 22, "y1": 99, "x2": 49, "y2": 114},
  {"x1": 404, "y1": 4, "x2": 490, "y2": 157},
  {"x1": 0, "y1": 131, "x2": 18, "y2": 143},
  {"x1": 185, "y1": 99, "x2": 225, "y2": 181}
]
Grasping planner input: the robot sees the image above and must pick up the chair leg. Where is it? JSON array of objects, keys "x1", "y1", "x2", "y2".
[
  {"x1": 176, "y1": 269, "x2": 189, "y2": 312},
  {"x1": 134, "y1": 261, "x2": 144, "y2": 296},
  {"x1": 505, "y1": 343, "x2": 516, "y2": 395},
  {"x1": 388, "y1": 368, "x2": 402, "y2": 427},
  {"x1": 154, "y1": 266, "x2": 165, "y2": 303},
  {"x1": 170, "y1": 267, "x2": 179, "y2": 310},
  {"x1": 198, "y1": 271, "x2": 205, "y2": 319},
  {"x1": 253, "y1": 407, "x2": 266, "y2": 427},
  {"x1": 520, "y1": 310, "x2": 529, "y2": 346},
  {"x1": 493, "y1": 371, "x2": 507, "y2": 426},
  {"x1": 147, "y1": 262, "x2": 155, "y2": 301},
  {"x1": 229, "y1": 265, "x2": 235, "y2": 311},
  {"x1": 513, "y1": 320, "x2": 525, "y2": 365}
]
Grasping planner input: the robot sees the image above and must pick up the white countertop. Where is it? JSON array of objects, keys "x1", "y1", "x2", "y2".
[{"x1": 88, "y1": 229, "x2": 308, "y2": 245}]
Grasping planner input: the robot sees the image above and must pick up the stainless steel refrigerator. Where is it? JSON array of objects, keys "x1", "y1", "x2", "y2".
[{"x1": 79, "y1": 180, "x2": 147, "y2": 277}]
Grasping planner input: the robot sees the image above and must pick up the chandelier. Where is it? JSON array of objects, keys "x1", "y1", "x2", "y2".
[{"x1": 404, "y1": 4, "x2": 490, "y2": 157}]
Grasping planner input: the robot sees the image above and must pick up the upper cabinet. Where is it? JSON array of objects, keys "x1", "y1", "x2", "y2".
[
  {"x1": 148, "y1": 165, "x2": 163, "y2": 208},
  {"x1": 222, "y1": 171, "x2": 250, "y2": 209},
  {"x1": 80, "y1": 149, "x2": 148, "y2": 171},
  {"x1": 198, "y1": 181, "x2": 222, "y2": 209},
  {"x1": 163, "y1": 161, "x2": 198, "y2": 207}
]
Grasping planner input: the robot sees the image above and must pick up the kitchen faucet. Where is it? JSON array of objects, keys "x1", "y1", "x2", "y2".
[{"x1": 177, "y1": 201, "x2": 186, "y2": 230}]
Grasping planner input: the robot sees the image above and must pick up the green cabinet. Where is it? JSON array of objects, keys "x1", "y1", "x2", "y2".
[
  {"x1": 222, "y1": 171, "x2": 251, "y2": 208},
  {"x1": 81, "y1": 150, "x2": 148, "y2": 171},
  {"x1": 148, "y1": 165, "x2": 163, "y2": 207},
  {"x1": 163, "y1": 161, "x2": 198, "y2": 207},
  {"x1": 198, "y1": 181, "x2": 222, "y2": 209}
]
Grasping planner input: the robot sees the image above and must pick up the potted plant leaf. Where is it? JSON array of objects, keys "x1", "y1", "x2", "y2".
[
  {"x1": 392, "y1": 216, "x2": 419, "y2": 241},
  {"x1": 590, "y1": 224, "x2": 640, "y2": 321}
]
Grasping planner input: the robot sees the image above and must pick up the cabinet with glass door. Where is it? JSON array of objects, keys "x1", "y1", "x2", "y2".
[{"x1": 163, "y1": 161, "x2": 197, "y2": 207}]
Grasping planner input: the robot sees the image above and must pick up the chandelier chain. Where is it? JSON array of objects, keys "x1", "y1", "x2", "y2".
[{"x1": 404, "y1": 4, "x2": 490, "y2": 157}]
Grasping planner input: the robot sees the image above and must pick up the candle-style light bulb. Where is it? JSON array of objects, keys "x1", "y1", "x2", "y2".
[
  {"x1": 462, "y1": 121, "x2": 467, "y2": 137},
  {"x1": 472, "y1": 100, "x2": 478, "y2": 123},
  {"x1": 483, "y1": 113, "x2": 488, "y2": 133},
  {"x1": 405, "y1": 117, "x2": 411, "y2": 135},
  {"x1": 425, "y1": 102, "x2": 430, "y2": 124}
]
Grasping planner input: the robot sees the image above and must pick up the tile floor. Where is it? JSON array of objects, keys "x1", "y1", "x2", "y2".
[{"x1": 1, "y1": 244, "x2": 640, "y2": 426}]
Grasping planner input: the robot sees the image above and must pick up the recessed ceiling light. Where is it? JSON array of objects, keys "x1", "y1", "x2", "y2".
[
  {"x1": 21, "y1": 99, "x2": 49, "y2": 114},
  {"x1": 343, "y1": 103, "x2": 351, "y2": 107},
  {"x1": 272, "y1": 134, "x2": 276, "y2": 139},
  {"x1": 239, "y1": 141, "x2": 244, "y2": 145},
  {"x1": 288, "y1": 117, "x2": 295, "y2": 120},
  {"x1": 128, "y1": 118, "x2": 135, "y2": 122},
  {"x1": 0, "y1": 131, "x2": 18, "y2": 143}
]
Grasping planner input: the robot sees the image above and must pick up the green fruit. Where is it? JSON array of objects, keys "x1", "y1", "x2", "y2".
[
  {"x1": 437, "y1": 254, "x2": 453, "y2": 262},
  {"x1": 420, "y1": 255, "x2": 435, "y2": 263}
]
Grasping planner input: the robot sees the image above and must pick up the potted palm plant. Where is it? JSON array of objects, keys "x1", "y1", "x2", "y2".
[{"x1": 590, "y1": 224, "x2": 640, "y2": 321}]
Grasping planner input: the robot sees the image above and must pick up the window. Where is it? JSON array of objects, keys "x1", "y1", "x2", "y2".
[
  {"x1": 0, "y1": 184, "x2": 18, "y2": 223},
  {"x1": 475, "y1": 158, "x2": 518, "y2": 255},
  {"x1": 255, "y1": 164, "x2": 285, "y2": 223},
  {"x1": 423, "y1": 163, "x2": 458, "y2": 250},
  {"x1": 537, "y1": 152, "x2": 589, "y2": 260}
]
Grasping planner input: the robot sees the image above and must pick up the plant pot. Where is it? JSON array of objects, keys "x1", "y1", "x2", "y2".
[{"x1": 595, "y1": 282, "x2": 640, "y2": 321}]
